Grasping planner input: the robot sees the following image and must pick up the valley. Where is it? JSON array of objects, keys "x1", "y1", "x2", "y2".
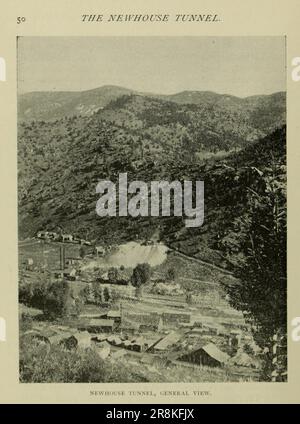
[{"x1": 18, "y1": 85, "x2": 287, "y2": 383}]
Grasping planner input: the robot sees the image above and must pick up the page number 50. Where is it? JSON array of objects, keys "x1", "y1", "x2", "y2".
[{"x1": 17, "y1": 17, "x2": 26, "y2": 24}]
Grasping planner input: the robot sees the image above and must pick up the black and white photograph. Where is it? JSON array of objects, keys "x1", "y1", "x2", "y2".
[{"x1": 17, "y1": 36, "x2": 286, "y2": 383}]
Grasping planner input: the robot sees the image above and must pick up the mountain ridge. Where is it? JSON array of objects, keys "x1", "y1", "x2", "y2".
[{"x1": 18, "y1": 85, "x2": 286, "y2": 122}]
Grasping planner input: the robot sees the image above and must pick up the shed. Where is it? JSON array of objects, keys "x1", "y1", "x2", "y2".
[
  {"x1": 178, "y1": 343, "x2": 230, "y2": 367},
  {"x1": 130, "y1": 336, "x2": 145, "y2": 352},
  {"x1": 79, "y1": 319, "x2": 115, "y2": 333},
  {"x1": 122, "y1": 340, "x2": 132, "y2": 349},
  {"x1": 62, "y1": 234, "x2": 74, "y2": 243},
  {"x1": 151, "y1": 331, "x2": 181, "y2": 352},
  {"x1": 47, "y1": 232, "x2": 58, "y2": 240}
]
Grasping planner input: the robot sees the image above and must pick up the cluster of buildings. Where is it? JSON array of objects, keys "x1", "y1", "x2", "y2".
[
  {"x1": 20, "y1": 236, "x2": 262, "y2": 377},
  {"x1": 69, "y1": 303, "x2": 260, "y2": 369},
  {"x1": 36, "y1": 230, "x2": 91, "y2": 245},
  {"x1": 21, "y1": 316, "x2": 261, "y2": 372},
  {"x1": 93, "y1": 333, "x2": 162, "y2": 354}
]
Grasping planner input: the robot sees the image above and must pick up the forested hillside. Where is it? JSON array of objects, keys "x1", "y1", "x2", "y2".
[
  {"x1": 18, "y1": 87, "x2": 286, "y2": 271},
  {"x1": 19, "y1": 85, "x2": 285, "y2": 136}
]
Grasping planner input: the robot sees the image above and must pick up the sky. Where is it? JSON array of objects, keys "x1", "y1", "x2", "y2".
[{"x1": 17, "y1": 36, "x2": 286, "y2": 97}]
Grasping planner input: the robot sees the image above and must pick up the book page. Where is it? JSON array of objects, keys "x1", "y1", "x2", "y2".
[{"x1": 0, "y1": 0, "x2": 299, "y2": 404}]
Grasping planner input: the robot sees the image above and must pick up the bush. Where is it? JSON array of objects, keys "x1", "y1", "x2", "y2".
[
  {"x1": 19, "y1": 279, "x2": 81, "y2": 320},
  {"x1": 19, "y1": 339, "x2": 146, "y2": 383}
]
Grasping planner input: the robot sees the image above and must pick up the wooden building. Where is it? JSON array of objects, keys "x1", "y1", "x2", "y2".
[
  {"x1": 78, "y1": 318, "x2": 115, "y2": 333},
  {"x1": 178, "y1": 343, "x2": 230, "y2": 367}
]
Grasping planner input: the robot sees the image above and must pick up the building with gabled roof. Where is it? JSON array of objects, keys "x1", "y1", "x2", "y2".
[
  {"x1": 62, "y1": 234, "x2": 74, "y2": 243},
  {"x1": 150, "y1": 331, "x2": 181, "y2": 352},
  {"x1": 129, "y1": 336, "x2": 146, "y2": 352},
  {"x1": 178, "y1": 343, "x2": 230, "y2": 367}
]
